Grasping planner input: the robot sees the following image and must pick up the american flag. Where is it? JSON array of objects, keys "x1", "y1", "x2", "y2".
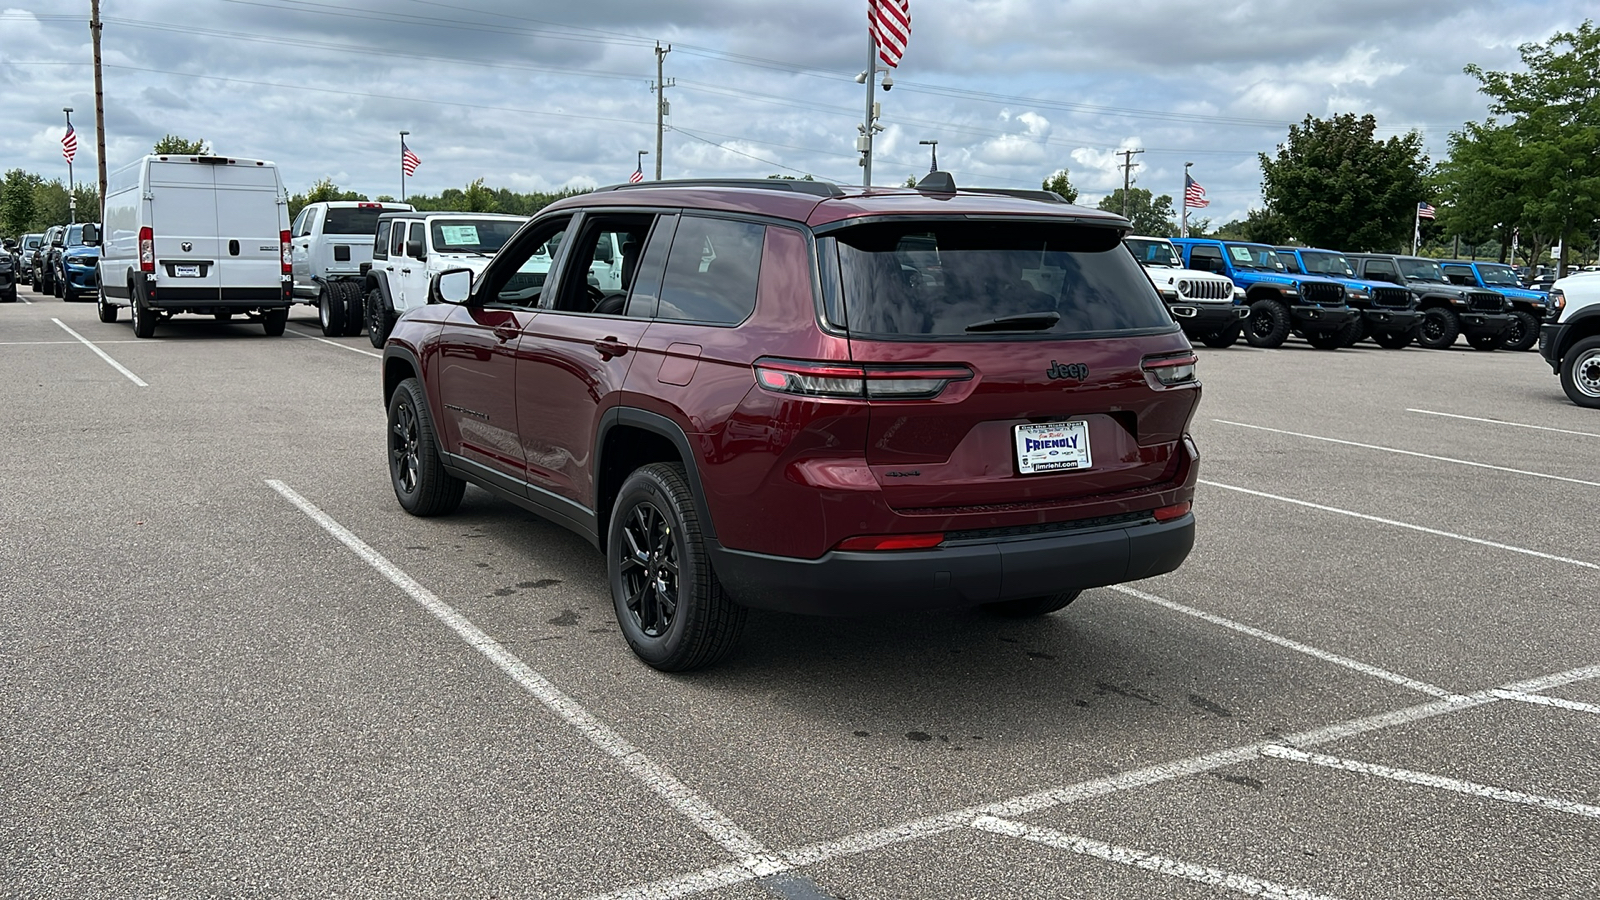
[
  {"x1": 629, "y1": 166, "x2": 644, "y2": 184},
  {"x1": 401, "y1": 141, "x2": 421, "y2": 176},
  {"x1": 1417, "y1": 202, "x2": 1436, "y2": 220},
  {"x1": 1184, "y1": 174, "x2": 1209, "y2": 209},
  {"x1": 869, "y1": 0, "x2": 911, "y2": 69},
  {"x1": 61, "y1": 124, "x2": 78, "y2": 164}
]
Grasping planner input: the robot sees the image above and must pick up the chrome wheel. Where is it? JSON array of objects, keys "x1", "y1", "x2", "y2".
[{"x1": 618, "y1": 501, "x2": 679, "y2": 638}]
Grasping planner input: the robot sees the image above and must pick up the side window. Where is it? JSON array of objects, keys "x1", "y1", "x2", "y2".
[
  {"x1": 1189, "y1": 245, "x2": 1225, "y2": 275},
  {"x1": 656, "y1": 216, "x2": 765, "y2": 325},
  {"x1": 373, "y1": 221, "x2": 391, "y2": 260},
  {"x1": 1442, "y1": 265, "x2": 1474, "y2": 286},
  {"x1": 408, "y1": 222, "x2": 426, "y2": 257},
  {"x1": 549, "y1": 214, "x2": 659, "y2": 315},
  {"x1": 1364, "y1": 259, "x2": 1399, "y2": 282},
  {"x1": 1280, "y1": 254, "x2": 1303, "y2": 274},
  {"x1": 390, "y1": 221, "x2": 408, "y2": 257},
  {"x1": 477, "y1": 215, "x2": 573, "y2": 308},
  {"x1": 290, "y1": 207, "x2": 310, "y2": 237}
]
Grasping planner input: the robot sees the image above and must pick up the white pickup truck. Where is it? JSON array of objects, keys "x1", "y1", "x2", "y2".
[
  {"x1": 289, "y1": 200, "x2": 414, "y2": 336},
  {"x1": 1539, "y1": 270, "x2": 1600, "y2": 407}
]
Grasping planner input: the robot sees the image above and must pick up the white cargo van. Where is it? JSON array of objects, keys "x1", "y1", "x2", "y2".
[{"x1": 98, "y1": 155, "x2": 292, "y2": 338}]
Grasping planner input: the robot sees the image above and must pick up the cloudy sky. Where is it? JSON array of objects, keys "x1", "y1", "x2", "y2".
[{"x1": 1, "y1": 1, "x2": 1591, "y2": 224}]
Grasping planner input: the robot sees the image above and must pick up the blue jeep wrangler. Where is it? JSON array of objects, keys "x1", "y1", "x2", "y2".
[
  {"x1": 1277, "y1": 246, "x2": 1424, "y2": 349},
  {"x1": 1437, "y1": 260, "x2": 1548, "y2": 352},
  {"x1": 1171, "y1": 238, "x2": 1356, "y2": 349}
]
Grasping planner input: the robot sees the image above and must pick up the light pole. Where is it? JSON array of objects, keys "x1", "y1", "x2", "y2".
[
  {"x1": 918, "y1": 139, "x2": 938, "y2": 173},
  {"x1": 399, "y1": 130, "x2": 409, "y2": 202},
  {"x1": 64, "y1": 107, "x2": 76, "y2": 223}
]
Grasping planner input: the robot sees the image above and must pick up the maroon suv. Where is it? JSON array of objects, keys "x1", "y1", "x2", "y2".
[{"x1": 381, "y1": 175, "x2": 1200, "y2": 670}]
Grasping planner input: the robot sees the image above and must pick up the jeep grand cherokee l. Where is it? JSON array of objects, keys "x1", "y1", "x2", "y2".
[{"x1": 380, "y1": 175, "x2": 1201, "y2": 671}]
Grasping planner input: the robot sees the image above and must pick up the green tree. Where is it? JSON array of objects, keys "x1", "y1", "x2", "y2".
[
  {"x1": 1096, "y1": 188, "x2": 1176, "y2": 236},
  {"x1": 1041, "y1": 168, "x2": 1079, "y2": 204},
  {"x1": 153, "y1": 134, "x2": 209, "y2": 154},
  {"x1": 1259, "y1": 112, "x2": 1429, "y2": 251},
  {"x1": 462, "y1": 177, "x2": 498, "y2": 212},
  {"x1": 286, "y1": 178, "x2": 368, "y2": 221},
  {"x1": 1463, "y1": 20, "x2": 1600, "y2": 275},
  {"x1": 1, "y1": 169, "x2": 43, "y2": 235}
]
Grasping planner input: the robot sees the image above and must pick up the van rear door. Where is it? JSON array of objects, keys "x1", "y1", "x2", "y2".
[
  {"x1": 148, "y1": 160, "x2": 223, "y2": 303},
  {"x1": 213, "y1": 162, "x2": 286, "y2": 302}
]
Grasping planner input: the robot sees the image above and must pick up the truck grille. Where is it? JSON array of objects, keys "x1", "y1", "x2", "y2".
[
  {"x1": 1302, "y1": 282, "x2": 1344, "y2": 306},
  {"x1": 1178, "y1": 279, "x2": 1230, "y2": 301},
  {"x1": 1371, "y1": 287, "x2": 1411, "y2": 308},
  {"x1": 1468, "y1": 291, "x2": 1503, "y2": 312}
]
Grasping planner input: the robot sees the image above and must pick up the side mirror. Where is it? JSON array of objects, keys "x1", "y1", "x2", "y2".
[
  {"x1": 81, "y1": 224, "x2": 100, "y2": 246},
  {"x1": 432, "y1": 268, "x2": 473, "y2": 305},
  {"x1": 406, "y1": 239, "x2": 426, "y2": 260}
]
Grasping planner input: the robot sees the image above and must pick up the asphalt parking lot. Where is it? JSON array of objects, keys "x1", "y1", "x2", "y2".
[{"x1": 3, "y1": 293, "x2": 1597, "y2": 900}]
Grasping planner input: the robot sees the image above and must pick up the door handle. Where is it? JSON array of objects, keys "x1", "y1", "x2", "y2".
[
  {"x1": 401, "y1": 268, "x2": 412, "y2": 275},
  {"x1": 593, "y1": 337, "x2": 629, "y2": 359},
  {"x1": 493, "y1": 324, "x2": 520, "y2": 343}
]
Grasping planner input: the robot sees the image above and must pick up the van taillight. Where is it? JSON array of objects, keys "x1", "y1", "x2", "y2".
[
  {"x1": 138, "y1": 227, "x2": 154, "y2": 273},
  {"x1": 280, "y1": 230, "x2": 292, "y2": 274},
  {"x1": 754, "y1": 358, "x2": 972, "y2": 400}
]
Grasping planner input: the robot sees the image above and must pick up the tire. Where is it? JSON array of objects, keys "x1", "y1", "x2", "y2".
[
  {"x1": 53, "y1": 272, "x2": 64, "y2": 299},
  {"x1": 33, "y1": 269, "x2": 48, "y2": 293},
  {"x1": 1199, "y1": 323, "x2": 1240, "y2": 348},
  {"x1": 1305, "y1": 330, "x2": 1345, "y2": 350},
  {"x1": 262, "y1": 307, "x2": 288, "y2": 336},
  {"x1": 339, "y1": 282, "x2": 365, "y2": 337},
  {"x1": 1, "y1": 285, "x2": 16, "y2": 303},
  {"x1": 1503, "y1": 311, "x2": 1540, "y2": 352},
  {"x1": 386, "y1": 377, "x2": 466, "y2": 515},
  {"x1": 97, "y1": 285, "x2": 117, "y2": 322},
  {"x1": 1559, "y1": 336, "x2": 1600, "y2": 409},
  {"x1": 1416, "y1": 307, "x2": 1460, "y2": 350},
  {"x1": 1372, "y1": 331, "x2": 1412, "y2": 350},
  {"x1": 366, "y1": 287, "x2": 395, "y2": 348},
  {"x1": 983, "y1": 591, "x2": 1082, "y2": 618},
  {"x1": 608, "y1": 462, "x2": 746, "y2": 672},
  {"x1": 130, "y1": 282, "x2": 156, "y2": 339},
  {"x1": 1337, "y1": 316, "x2": 1366, "y2": 348},
  {"x1": 1244, "y1": 299, "x2": 1290, "y2": 348},
  {"x1": 318, "y1": 283, "x2": 345, "y2": 336}
]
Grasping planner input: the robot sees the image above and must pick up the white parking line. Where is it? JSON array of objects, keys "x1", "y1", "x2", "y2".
[
  {"x1": 285, "y1": 325, "x2": 383, "y2": 359},
  {"x1": 1490, "y1": 690, "x2": 1600, "y2": 716},
  {"x1": 972, "y1": 816, "x2": 1343, "y2": 900},
  {"x1": 266, "y1": 480, "x2": 782, "y2": 873},
  {"x1": 1199, "y1": 480, "x2": 1600, "y2": 572},
  {"x1": 586, "y1": 663, "x2": 1600, "y2": 900},
  {"x1": 1109, "y1": 585, "x2": 1461, "y2": 699},
  {"x1": 52, "y1": 318, "x2": 147, "y2": 387},
  {"x1": 1407, "y1": 409, "x2": 1600, "y2": 439},
  {"x1": 1263, "y1": 745, "x2": 1600, "y2": 820},
  {"x1": 1214, "y1": 420, "x2": 1600, "y2": 488}
]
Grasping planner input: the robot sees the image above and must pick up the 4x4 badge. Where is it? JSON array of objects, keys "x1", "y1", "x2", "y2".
[{"x1": 1046, "y1": 361, "x2": 1089, "y2": 382}]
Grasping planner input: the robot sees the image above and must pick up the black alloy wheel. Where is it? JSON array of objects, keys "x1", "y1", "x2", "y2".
[
  {"x1": 618, "y1": 501, "x2": 680, "y2": 639},
  {"x1": 1244, "y1": 299, "x2": 1290, "y2": 348},
  {"x1": 1416, "y1": 308, "x2": 1460, "y2": 350},
  {"x1": 1502, "y1": 311, "x2": 1540, "y2": 352},
  {"x1": 385, "y1": 378, "x2": 465, "y2": 515}
]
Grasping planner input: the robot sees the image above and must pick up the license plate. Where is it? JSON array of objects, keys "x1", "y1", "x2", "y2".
[
  {"x1": 173, "y1": 264, "x2": 201, "y2": 278},
  {"x1": 1014, "y1": 421, "x2": 1091, "y2": 475}
]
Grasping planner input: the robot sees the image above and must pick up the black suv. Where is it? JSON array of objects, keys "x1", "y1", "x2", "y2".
[{"x1": 1347, "y1": 254, "x2": 1512, "y2": 350}]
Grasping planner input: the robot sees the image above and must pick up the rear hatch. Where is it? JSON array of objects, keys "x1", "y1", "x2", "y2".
[
  {"x1": 823, "y1": 218, "x2": 1199, "y2": 513},
  {"x1": 148, "y1": 160, "x2": 223, "y2": 298},
  {"x1": 212, "y1": 161, "x2": 286, "y2": 297}
]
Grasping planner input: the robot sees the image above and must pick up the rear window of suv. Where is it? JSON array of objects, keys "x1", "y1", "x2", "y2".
[{"x1": 824, "y1": 221, "x2": 1171, "y2": 338}]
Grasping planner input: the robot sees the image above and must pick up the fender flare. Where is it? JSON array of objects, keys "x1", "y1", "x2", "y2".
[
  {"x1": 364, "y1": 271, "x2": 396, "y2": 312},
  {"x1": 1555, "y1": 306, "x2": 1600, "y2": 360},
  {"x1": 594, "y1": 407, "x2": 718, "y2": 544}
]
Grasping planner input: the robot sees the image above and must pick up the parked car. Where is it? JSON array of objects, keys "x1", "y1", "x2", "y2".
[
  {"x1": 381, "y1": 174, "x2": 1201, "y2": 670},
  {"x1": 1346, "y1": 254, "x2": 1512, "y2": 351},
  {"x1": 1539, "y1": 271, "x2": 1600, "y2": 407},
  {"x1": 288, "y1": 199, "x2": 414, "y2": 336},
  {"x1": 1170, "y1": 238, "x2": 1356, "y2": 349},
  {"x1": 15, "y1": 233, "x2": 43, "y2": 284},
  {"x1": 1437, "y1": 260, "x2": 1548, "y2": 352},
  {"x1": 51, "y1": 222, "x2": 102, "y2": 302},
  {"x1": 1125, "y1": 234, "x2": 1246, "y2": 347},
  {"x1": 0, "y1": 242, "x2": 15, "y2": 303},
  {"x1": 362, "y1": 210, "x2": 529, "y2": 347},
  {"x1": 32, "y1": 225, "x2": 65, "y2": 294},
  {"x1": 98, "y1": 154, "x2": 293, "y2": 337},
  {"x1": 1277, "y1": 246, "x2": 1423, "y2": 349}
]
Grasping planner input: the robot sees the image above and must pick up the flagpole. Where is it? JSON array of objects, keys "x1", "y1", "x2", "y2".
[
  {"x1": 64, "y1": 108, "x2": 75, "y2": 223},
  {"x1": 1412, "y1": 204, "x2": 1420, "y2": 256},
  {"x1": 1181, "y1": 162, "x2": 1192, "y2": 238},
  {"x1": 862, "y1": 29, "x2": 877, "y2": 188},
  {"x1": 399, "y1": 130, "x2": 409, "y2": 203}
]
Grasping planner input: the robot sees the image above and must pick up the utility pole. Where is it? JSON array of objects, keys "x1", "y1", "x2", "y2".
[
  {"x1": 1117, "y1": 148, "x2": 1144, "y2": 219},
  {"x1": 652, "y1": 43, "x2": 673, "y2": 181},
  {"x1": 857, "y1": 31, "x2": 882, "y2": 187},
  {"x1": 64, "y1": 107, "x2": 76, "y2": 223},
  {"x1": 91, "y1": 0, "x2": 107, "y2": 222}
]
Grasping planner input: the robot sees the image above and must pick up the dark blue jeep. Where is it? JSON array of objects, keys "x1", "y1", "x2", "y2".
[{"x1": 1171, "y1": 238, "x2": 1356, "y2": 349}]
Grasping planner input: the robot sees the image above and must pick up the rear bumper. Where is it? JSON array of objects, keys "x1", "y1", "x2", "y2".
[
  {"x1": 710, "y1": 513, "x2": 1195, "y2": 615},
  {"x1": 1289, "y1": 305, "x2": 1358, "y2": 330},
  {"x1": 1361, "y1": 308, "x2": 1423, "y2": 335},
  {"x1": 1460, "y1": 312, "x2": 1513, "y2": 339}
]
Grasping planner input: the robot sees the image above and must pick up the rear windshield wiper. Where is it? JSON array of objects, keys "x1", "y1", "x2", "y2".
[{"x1": 964, "y1": 312, "x2": 1061, "y2": 332}]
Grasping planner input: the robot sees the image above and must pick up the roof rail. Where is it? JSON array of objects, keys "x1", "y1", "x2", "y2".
[
  {"x1": 601, "y1": 178, "x2": 846, "y2": 198},
  {"x1": 962, "y1": 187, "x2": 1070, "y2": 204}
]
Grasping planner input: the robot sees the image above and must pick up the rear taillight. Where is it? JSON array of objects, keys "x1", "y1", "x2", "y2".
[
  {"x1": 1142, "y1": 353, "x2": 1198, "y2": 387},
  {"x1": 835, "y1": 533, "x2": 944, "y2": 552},
  {"x1": 138, "y1": 226, "x2": 154, "y2": 273},
  {"x1": 280, "y1": 230, "x2": 292, "y2": 274},
  {"x1": 754, "y1": 358, "x2": 972, "y2": 400},
  {"x1": 1153, "y1": 501, "x2": 1191, "y2": 522}
]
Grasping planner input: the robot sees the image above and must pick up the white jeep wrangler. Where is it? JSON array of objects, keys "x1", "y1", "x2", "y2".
[
  {"x1": 1125, "y1": 235, "x2": 1247, "y2": 348},
  {"x1": 363, "y1": 212, "x2": 530, "y2": 347}
]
